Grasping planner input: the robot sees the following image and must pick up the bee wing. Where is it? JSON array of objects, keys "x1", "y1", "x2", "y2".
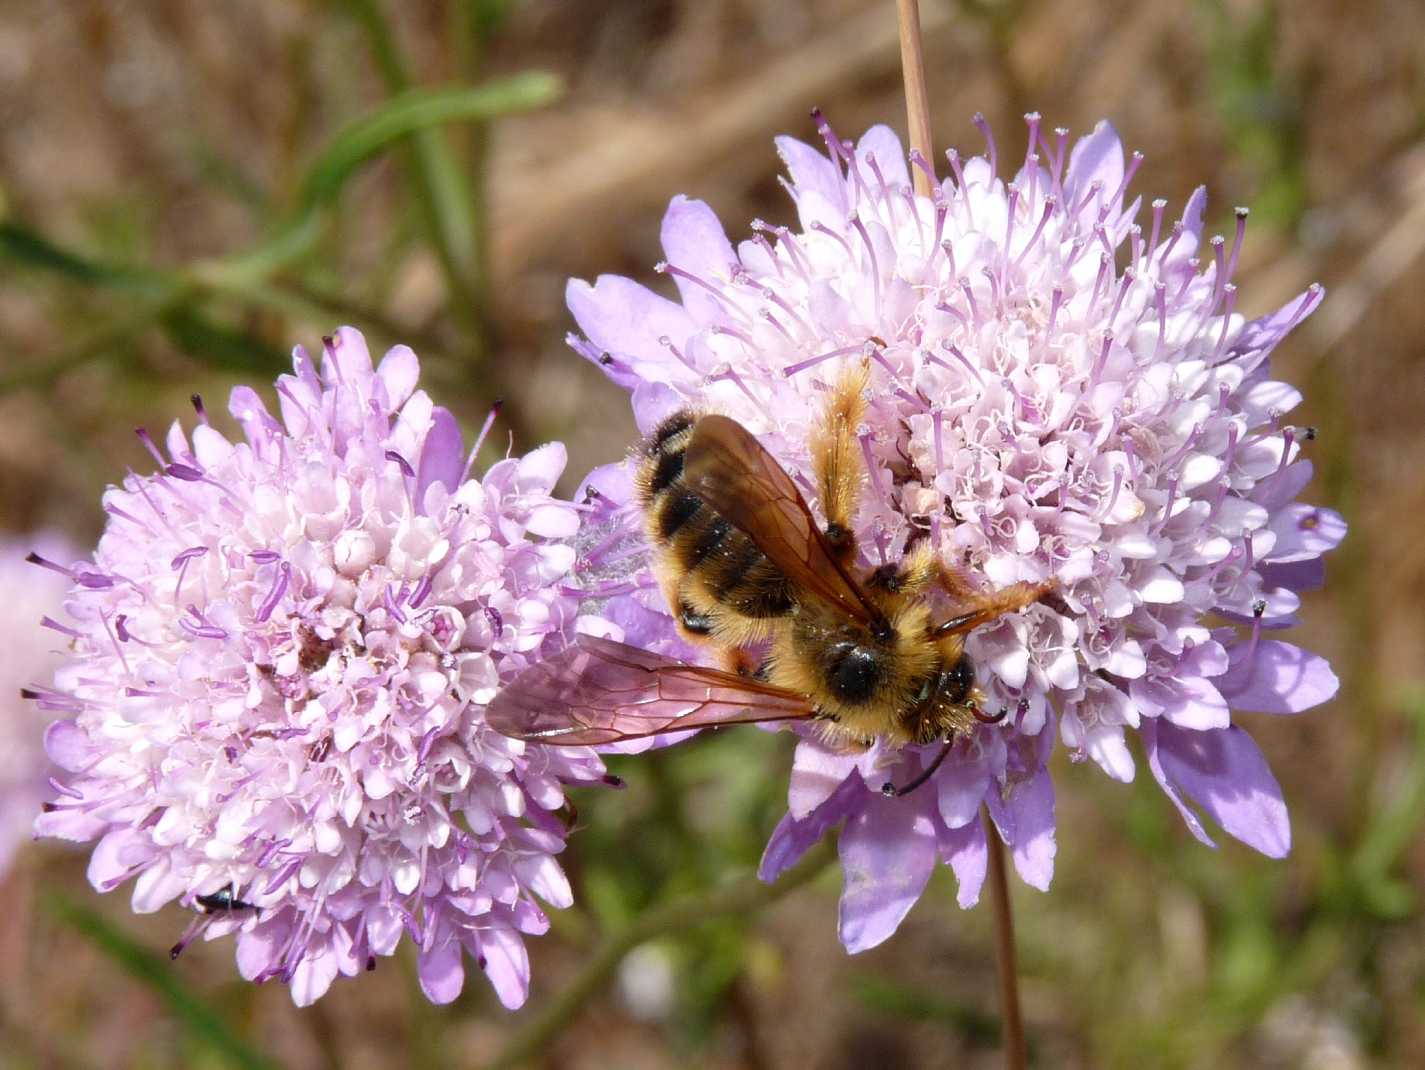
[
  {"x1": 487, "y1": 633, "x2": 816, "y2": 745},
  {"x1": 683, "y1": 414, "x2": 883, "y2": 626}
]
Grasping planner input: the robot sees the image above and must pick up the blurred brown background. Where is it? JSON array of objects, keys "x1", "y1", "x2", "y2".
[{"x1": 2, "y1": 1, "x2": 1423, "y2": 1068}]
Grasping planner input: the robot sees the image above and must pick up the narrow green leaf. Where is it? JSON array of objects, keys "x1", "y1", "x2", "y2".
[
  {"x1": 160, "y1": 309, "x2": 291, "y2": 376},
  {"x1": 296, "y1": 74, "x2": 560, "y2": 211},
  {"x1": 48, "y1": 894, "x2": 284, "y2": 1070},
  {"x1": 347, "y1": 0, "x2": 484, "y2": 339},
  {"x1": 0, "y1": 222, "x2": 153, "y2": 288},
  {"x1": 219, "y1": 73, "x2": 561, "y2": 281}
]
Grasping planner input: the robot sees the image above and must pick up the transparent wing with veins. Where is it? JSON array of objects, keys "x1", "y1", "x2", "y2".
[{"x1": 486, "y1": 633, "x2": 816, "y2": 746}]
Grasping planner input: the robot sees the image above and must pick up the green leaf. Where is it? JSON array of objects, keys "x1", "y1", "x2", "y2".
[
  {"x1": 346, "y1": 0, "x2": 486, "y2": 339},
  {"x1": 0, "y1": 222, "x2": 153, "y2": 288},
  {"x1": 221, "y1": 74, "x2": 560, "y2": 283},
  {"x1": 294, "y1": 74, "x2": 561, "y2": 212},
  {"x1": 160, "y1": 308, "x2": 291, "y2": 376},
  {"x1": 48, "y1": 895, "x2": 283, "y2": 1070}
]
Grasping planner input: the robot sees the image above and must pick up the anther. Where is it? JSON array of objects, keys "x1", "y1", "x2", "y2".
[
  {"x1": 384, "y1": 451, "x2": 415, "y2": 478},
  {"x1": 1048, "y1": 128, "x2": 1069, "y2": 198},
  {"x1": 1147, "y1": 199, "x2": 1168, "y2": 260},
  {"x1": 1022, "y1": 112, "x2": 1042, "y2": 172},
  {"x1": 1111, "y1": 151, "x2": 1144, "y2": 208},
  {"x1": 1226, "y1": 207, "x2": 1249, "y2": 288},
  {"x1": 908, "y1": 149, "x2": 939, "y2": 198},
  {"x1": 133, "y1": 427, "x2": 167, "y2": 469},
  {"x1": 256, "y1": 562, "x2": 291, "y2": 623},
  {"x1": 459, "y1": 399, "x2": 504, "y2": 484},
  {"x1": 971, "y1": 112, "x2": 997, "y2": 175},
  {"x1": 1014, "y1": 197, "x2": 1057, "y2": 268}
]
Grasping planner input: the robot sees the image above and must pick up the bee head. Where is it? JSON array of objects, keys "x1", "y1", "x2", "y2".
[{"x1": 824, "y1": 640, "x2": 883, "y2": 705}]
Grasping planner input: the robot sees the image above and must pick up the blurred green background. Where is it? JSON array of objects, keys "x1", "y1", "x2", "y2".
[{"x1": 1, "y1": 1, "x2": 1420, "y2": 1067}]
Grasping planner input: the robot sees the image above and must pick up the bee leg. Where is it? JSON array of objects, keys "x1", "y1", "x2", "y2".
[
  {"x1": 880, "y1": 739, "x2": 955, "y2": 798},
  {"x1": 930, "y1": 558, "x2": 983, "y2": 602},
  {"x1": 810, "y1": 361, "x2": 871, "y2": 563},
  {"x1": 865, "y1": 542, "x2": 941, "y2": 606},
  {"x1": 674, "y1": 599, "x2": 719, "y2": 642},
  {"x1": 933, "y1": 578, "x2": 1057, "y2": 637}
]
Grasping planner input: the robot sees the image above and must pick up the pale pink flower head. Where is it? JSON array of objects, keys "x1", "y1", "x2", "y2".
[
  {"x1": 33, "y1": 328, "x2": 611, "y2": 1007},
  {"x1": 567, "y1": 114, "x2": 1343, "y2": 950},
  {"x1": 1, "y1": 533, "x2": 81, "y2": 875}
]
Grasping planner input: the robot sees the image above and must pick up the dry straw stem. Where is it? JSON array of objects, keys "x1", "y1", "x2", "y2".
[
  {"x1": 892, "y1": 1, "x2": 1027, "y2": 1063},
  {"x1": 985, "y1": 811, "x2": 1027, "y2": 1070},
  {"x1": 897, "y1": 0, "x2": 936, "y2": 197}
]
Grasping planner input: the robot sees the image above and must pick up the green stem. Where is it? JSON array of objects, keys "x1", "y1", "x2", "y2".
[
  {"x1": 347, "y1": 0, "x2": 485, "y2": 347},
  {"x1": 485, "y1": 840, "x2": 836, "y2": 1070},
  {"x1": 449, "y1": 0, "x2": 495, "y2": 330}
]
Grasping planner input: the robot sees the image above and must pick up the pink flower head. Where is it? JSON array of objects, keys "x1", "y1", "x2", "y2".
[
  {"x1": 567, "y1": 114, "x2": 1343, "y2": 950},
  {"x1": 1, "y1": 533, "x2": 82, "y2": 875},
  {"x1": 33, "y1": 328, "x2": 611, "y2": 1007}
]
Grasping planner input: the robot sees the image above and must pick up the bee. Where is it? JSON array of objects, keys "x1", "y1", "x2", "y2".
[{"x1": 488, "y1": 363, "x2": 1051, "y2": 795}]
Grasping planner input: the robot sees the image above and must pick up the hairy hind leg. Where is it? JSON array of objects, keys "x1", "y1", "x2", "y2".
[
  {"x1": 808, "y1": 360, "x2": 870, "y2": 563},
  {"x1": 933, "y1": 574, "x2": 1056, "y2": 637}
]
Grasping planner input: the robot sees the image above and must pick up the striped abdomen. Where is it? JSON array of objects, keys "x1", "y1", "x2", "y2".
[{"x1": 636, "y1": 411, "x2": 795, "y2": 638}]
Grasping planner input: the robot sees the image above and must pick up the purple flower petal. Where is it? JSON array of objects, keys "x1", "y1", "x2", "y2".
[
  {"x1": 375, "y1": 344, "x2": 420, "y2": 409},
  {"x1": 565, "y1": 276, "x2": 697, "y2": 385},
  {"x1": 1150, "y1": 721, "x2": 1291, "y2": 857},
  {"x1": 759, "y1": 774, "x2": 862, "y2": 882},
  {"x1": 43, "y1": 718, "x2": 92, "y2": 772},
  {"x1": 291, "y1": 948, "x2": 340, "y2": 1007},
  {"x1": 789, "y1": 739, "x2": 859, "y2": 819},
  {"x1": 775, "y1": 135, "x2": 848, "y2": 219},
  {"x1": 632, "y1": 380, "x2": 687, "y2": 436},
  {"x1": 418, "y1": 935, "x2": 466, "y2": 1005},
  {"x1": 856, "y1": 124, "x2": 910, "y2": 190},
  {"x1": 1142, "y1": 719, "x2": 1216, "y2": 847},
  {"x1": 936, "y1": 818, "x2": 988, "y2": 908},
  {"x1": 1227, "y1": 286, "x2": 1325, "y2": 372},
  {"x1": 987, "y1": 765, "x2": 1057, "y2": 891},
  {"x1": 1258, "y1": 558, "x2": 1325, "y2": 593},
  {"x1": 1218, "y1": 640, "x2": 1339, "y2": 714},
  {"x1": 934, "y1": 740, "x2": 996, "y2": 829},
  {"x1": 479, "y1": 926, "x2": 532, "y2": 1009},
  {"x1": 1131, "y1": 674, "x2": 1230, "y2": 730},
  {"x1": 660, "y1": 196, "x2": 737, "y2": 326},
  {"x1": 837, "y1": 791, "x2": 938, "y2": 953},
  {"x1": 415, "y1": 406, "x2": 464, "y2": 505},
  {"x1": 1264, "y1": 505, "x2": 1347, "y2": 563},
  {"x1": 1064, "y1": 120, "x2": 1124, "y2": 227}
]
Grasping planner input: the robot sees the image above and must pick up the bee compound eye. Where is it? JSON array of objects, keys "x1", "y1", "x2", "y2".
[{"x1": 827, "y1": 644, "x2": 881, "y2": 704}]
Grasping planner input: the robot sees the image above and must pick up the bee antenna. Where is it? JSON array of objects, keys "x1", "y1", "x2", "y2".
[{"x1": 881, "y1": 739, "x2": 955, "y2": 798}]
